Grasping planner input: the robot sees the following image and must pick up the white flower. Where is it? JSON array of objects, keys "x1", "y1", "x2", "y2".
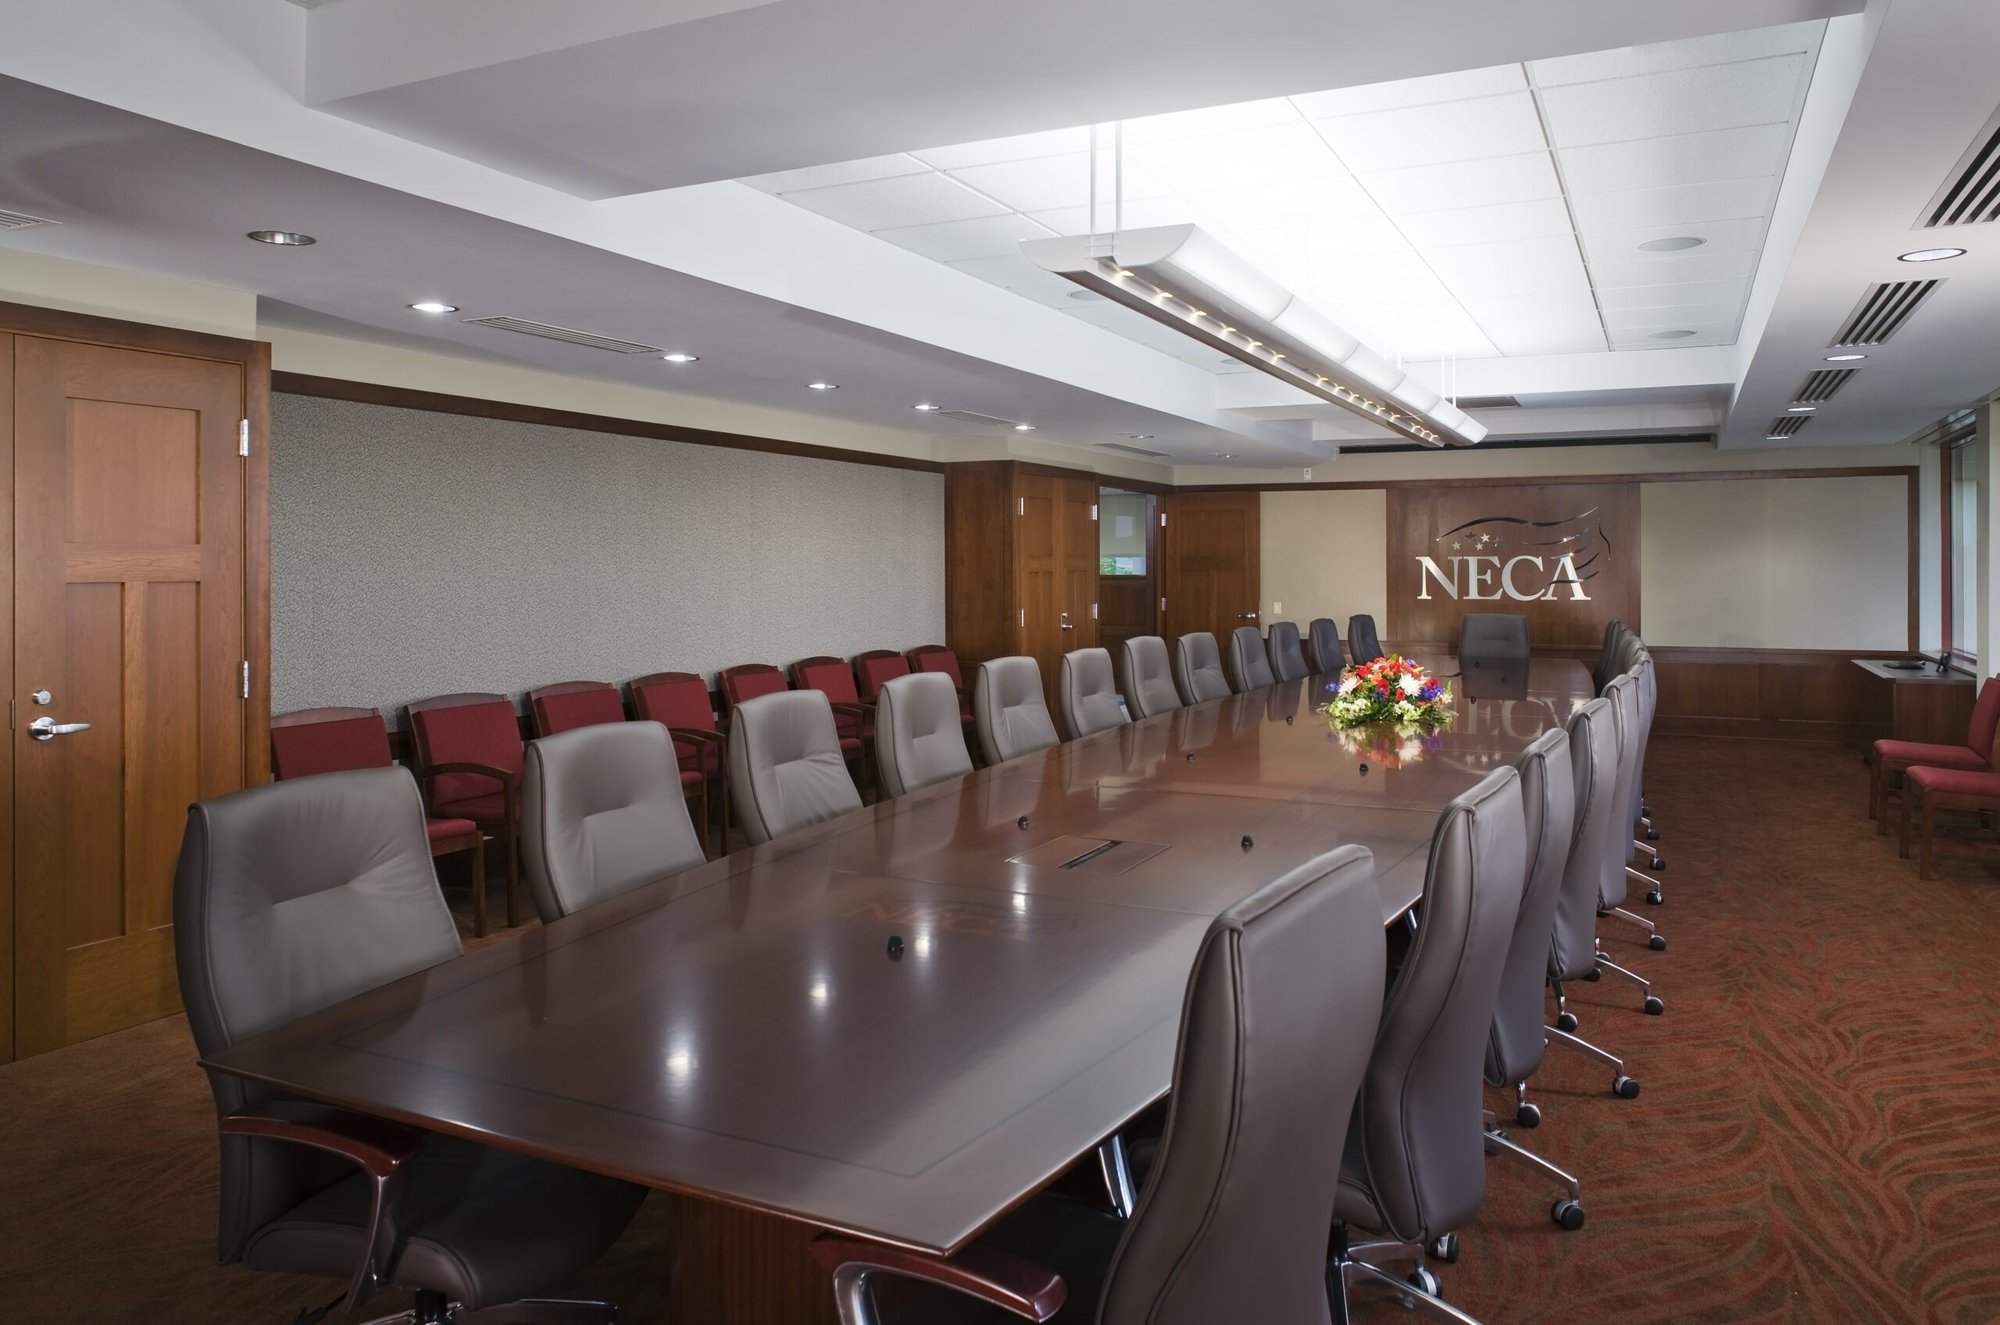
[
  {"x1": 1397, "y1": 674, "x2": 1423, "y2": 697},
  {"x1": 1338, "y1": 675, "x2": 1361, "y2": 695}
]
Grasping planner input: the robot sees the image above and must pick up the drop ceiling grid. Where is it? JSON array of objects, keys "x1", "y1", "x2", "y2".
[{"x1": 743, "y1": 20, "x2": 1826, "y2": 369}]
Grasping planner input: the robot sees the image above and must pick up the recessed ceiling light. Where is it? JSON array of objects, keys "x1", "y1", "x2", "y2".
[
  {"x1": 1013, "y1": 423, "x2": 1036, "y2": 432},
  {"x1": 1067, "y1": 289, "x2": 1104, "y2": 302},
  {"x1": 408, "y1": 301, "x2": 458, "y2": 314},
  {"x1": 913, "y1": 403, "x2": 941, "y2": 411},
  {"x1": 1825, "y1": 353, "x2": 1867, "y2": 362},
  {"x1": 1786, "y1": 405, "x2": 1817, "y2": 413},
  {"x1": 1638, "y1": 236, "x2": 1705, "y2": 253},
  {"x1": 1898, "y1": 247, "x2": 1966, "y2": 263},
  {"x1": 1649, "y1": 329, "x2": 1698, "y2": 340},
  {"x1": 1120, "y1": 432, "x2": 1155, "y2": 440},
  {"x1": 806, "y1": 382, "x2": 839, "y2": 390},
  {"x1": 1211, "y1": 452, "x2": 1235, "y2": 459},
  {"x1": 661, "y1": 353, "x2": 699, "y2": 363},
  {"x1": 247, "y1": 230, "x2": 315, "y2": 246}
]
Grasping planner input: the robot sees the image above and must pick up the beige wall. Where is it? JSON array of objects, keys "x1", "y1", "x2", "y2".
[
  {"x1": 0, "y1": 248, "x2": 257, "y2": 339},
  {"x1": 1638, "y1": 475, "x2": 1909, "y2": 650},
  {"x1": 1259, "y1": 490, "x2": 1388, "y2": 636}
]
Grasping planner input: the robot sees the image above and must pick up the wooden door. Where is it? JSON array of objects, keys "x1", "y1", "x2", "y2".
[
  {"x1": 1059, "y1": 479, "x2": 1099, "y2": 655},
  {"x1": 1015, "y1": 474, "x2": 1062, "y2": 696},
  {"x1": 1162, "y1": 491, "x2": 1261, "y2": 648},
  {"x1": 14, "y1": 336, "x2": 248, "y2": 1055}
]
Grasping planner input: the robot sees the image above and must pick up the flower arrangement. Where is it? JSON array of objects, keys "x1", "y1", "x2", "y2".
[{"x1": 1325, "y1": 655, "x2": 1454, "y2": 730}]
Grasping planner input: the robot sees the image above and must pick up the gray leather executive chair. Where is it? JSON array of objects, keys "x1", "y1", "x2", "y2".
[
  {"x1": 1059, "y1": 647, "x2": 1130, "y2": 740},
  {"x1": 876, "y1": 671, "x2": 976, "y2": 798},
  {"x1": 1593, "y1": 675, "x2": 1668, "y2": 1008},
  {"x1": 975, "y1": 656, "x2": 1062, "y2": 765},
  {"x1": 808, "y1": 845, "x2": 1387, "y2": 1325},
  {"x1": 1593, "y1": 620, "x2": 1630, "y2": 695},
  {"x1": 729, "y1": 689, "x2": 864, "y2": 845},
  {"x1": 1328, "y1": 766, "x2": 1525, "y2": 1324},
  {"x1": 1613, "y1": 639, "x2": 1667, "y2": 904},
  {"x1": 1227, "y1": 626, "x2": 1277, "y2": 693},
  {"x1": 1265, "y1": 621, "x2": 1310, "y2": 683},
  {"x1": 1457, "y1": 613, "x2": 1530, "y2": 670},
  {"x1": 1544, "y1": 698, "x2": 1643, "y2": 1100},
  {"x1": 1480, "y1": 728, "x2": 1587, "y2": 1231},
  {"x1": 1306, "y1": 618, "x2": 1347, "y2": 675},
  {"x1": 1117, "y1": 636, "x2": 1184, "y2": 720},
  {"x1": 1347, "y1": 614, "x2": 1384, "y2": 664},
  {"x1": 522, "y1": 722, "x2": 707, "y2": 922},
  {"x1": 174, "y1": 767, "x2": 644, "y2": 1325},
  {"x1": 1173, "y1": 632, "x2": 1232, "y2": 705}
]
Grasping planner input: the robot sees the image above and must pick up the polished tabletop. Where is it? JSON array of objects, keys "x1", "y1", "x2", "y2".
[{"x1": 207, "y1": 656, "x2": 1592, "y2": 1256}]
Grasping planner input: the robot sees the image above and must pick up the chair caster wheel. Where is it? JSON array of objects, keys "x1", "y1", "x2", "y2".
[
  {"x1": 1613, "y1": 1074, "x2": 1641, "y2": 1099},
  {"x1": 1641, "y1": 804, "x2": 1653, "y2": 819},
  {"x1": 1649, "y1": 856, "x2": 1665, "y2": 871},
  {"x1": 1408, "y1": 1267, "x2": 1442, "y2": 1297},
  {"x1": 1647, "y1": 890, "x2": 1664, "y2": 906},
  {"x1": 1429, "y1": 1233, "x2": 1460, "y2": 1263},
  {"x1": 1649, "y1": 934, "x2": 1667, "y2": 952},
  {"x1": 1583, "y1": 968, "x2": 1601, "y2": 982},
  {"x1": 1555, "y1": 1011, "x2": 1579, "y2": 1032},
  {"x1": 1551, "y1": 1199, "x2": 1585, "y2": 1231},
  {"x1": 1643, "y1": 995, "x2": 1665, "y2": 1016},
  {"x1": 1515, "y1": 1101, "x2": 1542, "y2": 1129},
  {"x1": 1645, "y1": 828, "x2": 1660, "y2": 842}
]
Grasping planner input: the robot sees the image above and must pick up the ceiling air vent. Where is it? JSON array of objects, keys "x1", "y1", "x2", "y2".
[
  {"x1": 462, "y1": 316, "x2": 663, "y2": 355},
  {"x1": 1792, "y1": 369, "x2": 1858, "y2": 404},
  {"x1": 1765, "y1": 415, "x2": 1810, "y2": 439},
  {"x1": 1453, "y1": 395, "x2": 1519, "y2": 410},
  {"x1": 933, "y1": 409, "x2": 1025, "y2": 428},
  {"x1": 1921, "y1": 106, "x2": 2000, "y2": 228},
  {"x1": 1829, "y1": 280, "x2": 1941, "y2": 348},
  {"x1": 0, "y1": 208, "x2": 59, "y2": 231},
  {"x1": 1095, "y1": 440, "x2": 1171, "y2": 459}
]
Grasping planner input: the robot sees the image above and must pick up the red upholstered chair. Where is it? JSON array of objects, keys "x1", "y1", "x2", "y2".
[
  {"x1": 852, "y1": 649, "x2": 911, "y2": 702},
  {"x1": 719, "y1": 663, "x2": 789, "y2": 718},
  {"x1": 527, "y1": 680, "x2": 627, "y2": 737},
  {"x1": 1899, "y1": 765, "x2": 2000, "y2": 878},
  {"x1": 629, "y1": 671, "x2": 726, "y2": 856},
  {"x1": 406, "y1": 693, "x2": 525, "y2": 930},
  {"x1": 270, "y1": 706, "x2": 490, "y2": 936},
  {"x1": 793, "y1": 655, "x2": 875, "y2": 790},
  {"x1": 906, "y1": 644, "x2": 977, "y2": 753},
  {"x1": 1870, "y1": 676, "x2": 2000, "y2": 829}
]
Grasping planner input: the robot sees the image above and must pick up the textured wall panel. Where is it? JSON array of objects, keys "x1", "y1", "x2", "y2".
[{"x1": 271, "y1": 394, "x2": 945, "y2": 717}]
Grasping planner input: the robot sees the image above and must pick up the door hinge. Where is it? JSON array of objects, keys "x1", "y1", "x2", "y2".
[
  {"x1": 1017, "y1": 497, "x2": 1024, "y2": 516},
  {"x1": 1159, "y1": 512, "x2": 1167, "y2": 527},
  {"x1": 238, "y1": 419, "x2": 250, "y2": 457},
  {"x1": 1091, "y1": 602, "x2": 1099, "y2": 620},
  {"x1": 241, "y1": 660, "x2": 250, "y2": 700},
  {"x1": 1090, "y1": 503, "x2": 1098, "y2": 521},
  {"x1": 1160, "y1": 596, "x2": 1167, "y2": 612},
  {"x1": 1019, "y1": 608, "x2": 1025, "y2": 628}
]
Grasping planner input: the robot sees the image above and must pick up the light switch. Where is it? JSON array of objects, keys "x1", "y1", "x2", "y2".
[{"x1": 1272, "y1": 601, "x2": 1283, "y2": 615}]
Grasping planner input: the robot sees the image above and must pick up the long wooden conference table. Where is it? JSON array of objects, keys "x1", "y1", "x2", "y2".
[{"x1": 208, "y1": 658, "x2": 1594, "y2": 1323}]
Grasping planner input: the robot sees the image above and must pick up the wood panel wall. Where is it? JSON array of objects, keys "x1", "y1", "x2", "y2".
[{"x1": 1648, "y1": 647, "x2": 1899, "y2": 745}]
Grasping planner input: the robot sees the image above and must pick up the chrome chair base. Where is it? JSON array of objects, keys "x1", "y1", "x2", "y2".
[
  {"x1": 1097, "y1": 1133, "x2": 1138, "y2": 1219},
  {"x1": 1483, "y1": 1122, "x2": 1585, "y2": 1230},
  {"x1": 1604, "y1": 904, "x2": 1668, "y2": 951},
  {"x1": 1546, "y1": 1024, "x2": 1641, "y2": 1098},
  {"x1": 317, "y1": 1293, "x2": 617, "y2": 1325},
  {"x1": 1329, "y1": 1245, "x2": 1485, "y2": 1325},
  {"x1": 1596, "y1": 950, "x2": 1665, "y2": 1014}
]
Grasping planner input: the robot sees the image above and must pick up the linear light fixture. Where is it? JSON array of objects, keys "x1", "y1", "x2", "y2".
[{"x1": 1022, "y1": 224, "x2": 1485, "y2": 448}]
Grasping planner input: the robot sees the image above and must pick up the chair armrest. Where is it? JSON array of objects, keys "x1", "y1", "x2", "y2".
[
  {"x1": 420, "y1": 760, "x2": 517, "y2": 787},
  {"x1": 830, "y1": 701, "x2": 876, "y2": 723},
  {"x1": 668, "y1": 728, "x2": 725, "y2": 748},
  {"x1": 808, "y1": 1235, "x2": 1065, "y2": 1322}
]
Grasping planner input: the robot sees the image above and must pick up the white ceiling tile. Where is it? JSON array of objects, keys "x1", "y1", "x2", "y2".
[
  {"x1": 945, "y1": 253, "x2": 1068, "y2": 289},
  {"x1": 782, "y1": 171, "x2": 1007, "y2": 230},
  {"x1": 873, "y1": 213, "x2": 1059, "y2": 262},
  {"x1": 1290, "y1": 64, "x2": 1527, "y2": 119},
  {"x1": 1568, "y1": 176, "x2": 1777, "y2": 233},
  {"x1": 1440, "y1": 262, "x2": 1594, "y2": 301},
  {"x1": 1557, "y1": 123, "x2": 1792, "y2": 195},
  {"x1": 1426, "y1": 233, "x2": 1583, "y2": 277},
  {"x1": 741, "y1": 153, "x2": 929, "y2": 194},
  {"x1": 1538, "y1": 54, "x2": 1810, "y2": 149},
  {"x1": 1529, "y1": 21, "x2": 1823, "y2": 86},
  {"x1": 1310, "y1": 93, "x2": 1549, "y2": 171},
  {"x1": 1601, "y1": 301, "x2": 1741, "y2": 332},
  {"x1": 947, "y1": 153, "x2": 1177, "y2": 215},
  {"x1": 1478, "y1": 321, "x2": 1608, "y2": 356},
  {"x1": 1595, "y1": 277, "x2": 1750, "y2": 312},
  {"x1": 911, "y1": 126, "x2": 1094, "y2": 170},
  {"x1": 1120, "y1": 98, "x2": 1305, "y2": 143},
  {"x1": 1587, "y1": 247, "x2": 1759, "y2": 288},
  {"x1": 1187, "y1": 175, "x2": 1382, "y2": 230},
  {"x1": 1578, "y1": 214, "x2": 1769, "y2": 264},
  {"x1": 1396, "y1": 196, "x2": 1574, "y2": 248},
  {"x1": 1607, "y1": 322, "x2": 1736, "y2": 350},
  {"x1": 1363, "y1": 152, "x2": 1561, "y2": 215},
  {"x1": 1023, "y1": 193, "x2": 1207, "y2": 237},
  {"x1": 1128, "y1": 121, "x2": 1345, "y2": 192}
]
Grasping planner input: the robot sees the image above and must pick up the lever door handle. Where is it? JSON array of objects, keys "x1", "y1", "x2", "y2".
[{"x1": 28, "y1": 717, "x2": 91, "y2": 741}]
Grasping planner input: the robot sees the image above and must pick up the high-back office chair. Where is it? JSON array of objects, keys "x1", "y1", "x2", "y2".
[
  {"x1": 1265, "y1": 620, "x2": 1309, "y2": 683},
  {"x1": 1615, "y1": 644, "x2": 1667, "y2": 905},
  {"x1": 1226, "y1": 625, "x2": 1276, "y2": 693},
  {"x1": 794, "y1": 655, "x2": 875, "y2": 790},
  {"x1": 1058, "y1": 647, "x2": 1129, "y2": 740},
  {"x1": 875, "y1": 672, "x2": 975, "y2": 798},
  {"x1": 270, "y1": 707, "x2": 487, "y2": 935},
  {"x1": 853, "y1": 648, "x2": 912, "y2": 702},
  {"x1": 1481, "y1": 728, "x2": 1587, "y2": 1230},
  {"x1": 1348, "y1": 614, "x2": 1384, "y2": 664},
  {"x1": 525, "y1": 679, "x2": 626, "y2": 737},
  {"x1": 629, "y1": 670, "x2": 727, "y2": 855},
  {"x1": 1581, "y1": 675, "x2": 1665, "y2": 1018},
  {"x1": 1329, "y1": 767, "x2": 1526, "y2": 1321},
  {"x1": 1593, "y1": 620, "x2": 1631, "y2": 695},
  {"x1": 521, "y1": 723, "x2": 708, "y2": 921},
  {"x1": 1458, "y1": 613, "x2": 1530, "y2": 667},
  {"x1": 728, "y1": 690, "x2": 863, "y2": 846},
  {"x1": 173, "y1": 768, "x2": 644, "y2": 1323},
  {"x1": 719, "y1": 662, "x2": 790, "y2": 716},
  {"x1": 974, "y1": 656, "x2": 1062, "y2": 765},
  {"x1": 406, "y1": 692, "x2": 526, "y2": 930},
  {"x1": 809, "y1": 846, "x2": 1387, "y2": 1325},
  {"x1": 1306, "y1": 617, "x2": 1347, "y2": 675},
  {"x1": 1118, "y1": 636, "x2": 1184, "y2": 719},
  {"x1": 1174, "y1": 632, "x2": 1232, "y2": 705},
  {"x1": 1542, "y1": 697, "x2": 1641, "y2": 1099}
]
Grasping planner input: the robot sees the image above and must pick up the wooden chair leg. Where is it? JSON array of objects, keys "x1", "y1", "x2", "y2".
[
  {"x1": 1877, "y1": 765, "x2": 1897, "y2": 836},
  {"x1": 468, "y1": 833, "x2": 488, "y2": 939},
  {"x1": 502, "y1": 817, "x2": 521, "y2": 928},
  {"x1": 691, "y1": 778, "x2": 711, "y2": 859},
  {"x1": 1919, "y1": 793, "x2": 1937, "y2": 881},
  {"x1": 1899, "y1": 791, "x2": 1914, "y2": 860},
  {"x1": 1868, "y1": 757, "x2": 1882, "y2": 822}
]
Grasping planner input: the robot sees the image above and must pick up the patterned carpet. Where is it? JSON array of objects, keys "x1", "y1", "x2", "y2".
[{"x1": 3, "y1": 735, "x2": 1997, "y2": 1323}]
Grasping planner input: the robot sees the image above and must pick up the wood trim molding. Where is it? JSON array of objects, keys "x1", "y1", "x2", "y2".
[
  {"x1": 0, "y1": 299, "x2": 260, "y2": 363},
  {"x1": 272, "y1": 372, "x2": 949, "y2": 475},
  {"x1": 1175, "y1": 465, "x2": 1920, "y2": 493}
]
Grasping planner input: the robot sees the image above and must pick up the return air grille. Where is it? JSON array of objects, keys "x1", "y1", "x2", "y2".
[
  {"x1": 1765, "y1": 415, "x2": 1810, "y2": 439},
  {"x1": 1922, "y1": 107, "x2": 2000, "y2": 227},
  {"x1": 1829, "y1": 280, "x2": 1940, "y2": 348},
  {"x1": 0, "y1": 208, "x2": 58, "y2": 231},
  {"x1": 934, "y1": 409, "x2": 1025, "y2": 428},
  {"x1": 1094, "y1": 440, "x2": 1170, "y2": 459},
  {"x1": 462, "y1": 316, "x2": 663, "y2": 355},
  {"x1": 1792, "y1": 369, "x2": 1857, "y2": 404}
]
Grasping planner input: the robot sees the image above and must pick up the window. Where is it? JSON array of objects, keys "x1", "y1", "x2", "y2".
[
  {"x1": 1949, "y1": 441, "x2": 1977, "y2": 663},
  {"x1": 1099, "y1": 490, "x2": 1153, "y2": 577}
]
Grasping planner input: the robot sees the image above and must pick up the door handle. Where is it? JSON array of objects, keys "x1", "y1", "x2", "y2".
[
  {"x1": 1060, "y1": 623, "x2": 1075, "y2": 631},
  {"x1": 1239, "y1": 612, "x2": 1259, "y2": 620},
  {"x1": 28, "y1": 717, "x2": 91, "y2": 741}
]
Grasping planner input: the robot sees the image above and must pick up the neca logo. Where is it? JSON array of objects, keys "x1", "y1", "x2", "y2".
[{"x1": 1415, "y1": 509, "x2": 1602, "y2": 603}]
